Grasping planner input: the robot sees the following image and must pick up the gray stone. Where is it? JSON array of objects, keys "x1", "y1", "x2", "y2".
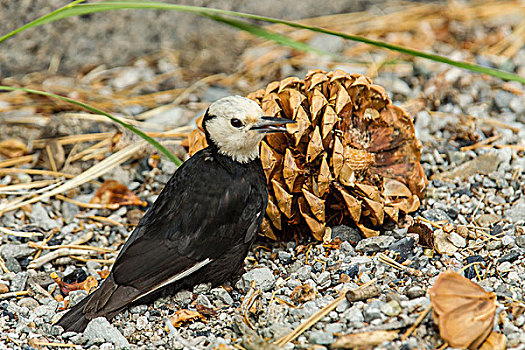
[
  {"x1": 406, "y1": 286, "x2": 425, "y2": 299},
  {"x1": 61, "y1": 201, "x2": 80, "y2": 223},
  {"x1": 421, "y1": 208, "x2": 452, "y2": 223},
  {"x1": 193, "y1": 283, "x2": 212, "y2": 294},
  {"x1": 433, "y1": 152, "x2": 503, "y2": 180},
  {"x1": 278, "y1": 251, "x2": 292, "y2": 263},
  {"x1": 135, "y1": 315, "x2": 148, "y2": 331},
  {"x1": 296, "y1": 265, "x2": 312, "y2": 282},
  {"x1": 448, "y1": 232, "x2": 466, "y2": 248},
  {"x1": 487, "y1": 240, "x2": 503, "y2": 251},
  {"x1": 1, "y1": 244, "x2": 35, "y2": 260},
  {"x1": 434, "y1": 229, "x2": 458, "y2": 255},
  {"x1": 314, "y1": 271, "x2": 331, "y2": 287},
  {"x1": 69, "y1": 290, "x2": 88, "y2": 307},
  {"x1": 380, "y1": 300, "x2": 402, "y2": 317},
  {"x1": 239, "y1": 267, "x2": 275, "y2": 292},
  {"x1": 18, "y1": 297, "x2": 39, "y2": 310},
  {"x1": 363, "y1": 306, "x2": 383, "y2": 322},
  {"x1": 331, "y1": 225, "x2": 362, "y2": 243},
  {"x1": 173, "y1": 290, "x2": 193, "y2": 308},
  {"x1": 83, "y1": 317, "x2": 130, "y2": 349},
  {"x1": 308, "y1": 330, "x2": 334, "y2": 345},
  {"x1": 325, "y1": 322, "x2": 344, "y2": 334},
  {"x1": 30, "y1": 202, "x2": 59, "y2": 231},
  {"x1": 211, "y1": 287, "x2": 234, "y2": 306},
  {"x1": 516, "y1": 235, "x2": 525, "y2": 248},
  {"x1": 196, "y1": 294, "x2": 212, "y2": 308},
  {"x1": 355, "y1": 236, "x2": 395, "y2": 253},
  {"x1": 10, "y1": 272, "x2": 28, "y2": 292},
  {"x1": 508, "y1": 198, "x2": 525, "y2": 223}
]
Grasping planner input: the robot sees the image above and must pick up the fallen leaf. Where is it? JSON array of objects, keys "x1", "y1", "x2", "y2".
[
  {"x1": 90, "y1": 180, "x2": 147, "y2": 208},
  {"x1": 51, "y1": 271, "x2": 98, "y2": 295},
  {"x1": 408, "y1": 223, "x2": 434, "y2": 248},
  {"x1": 170, "y1": 309, "x2": 206, "y2": 327},
  {"x1": 97, "y1": 270, "x2": 110, "y2": 279},
  {"x1": 429, "y1": 270, "x2": 497, "y2": 349},
  {"x1": 291, "y1": 284, "x2": 316, "y2": 303}
]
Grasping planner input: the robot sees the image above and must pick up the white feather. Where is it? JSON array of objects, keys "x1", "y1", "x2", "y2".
[{"x1": 132, "y1": 258, "x2": 212, "y2": 302}]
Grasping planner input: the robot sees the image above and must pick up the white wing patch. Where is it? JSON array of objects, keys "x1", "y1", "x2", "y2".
[{"x1": 132, "y1": 258, "x2": 212, "y2": 302}]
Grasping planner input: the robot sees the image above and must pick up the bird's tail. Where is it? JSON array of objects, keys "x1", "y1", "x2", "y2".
[
  {"x1": 55, "y1": 292, "x2": 94, "y2": 332},
  {"x1": 55, "y1": 274, "x2": 139, "y2": 333}
]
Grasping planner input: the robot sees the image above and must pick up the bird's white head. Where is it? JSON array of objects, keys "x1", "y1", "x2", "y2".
[{"x1": 203, "y1": 96, "x2": 294, "y2": 163}]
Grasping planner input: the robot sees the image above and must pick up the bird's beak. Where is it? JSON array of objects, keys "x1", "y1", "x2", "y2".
[{"x1": 250, "y1": 116, "x2": 296, "y2": 134}]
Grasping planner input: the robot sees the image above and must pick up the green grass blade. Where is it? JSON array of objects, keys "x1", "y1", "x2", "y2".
[
  {"x1": 0, "y1": 0, "x2": 86, "y2": 44},
  {"x1": 202, "y1": 14, "x2": 362, "y2": 64},
  {"x1": 19, "y1": 1, "x2": 525, "y2": 83},
  {"x1": 0, "y1": 85, "x2": 183, "y2": 166},
  {"x1": 1, "y1": 1, "x2": 522, "y2": 82}
]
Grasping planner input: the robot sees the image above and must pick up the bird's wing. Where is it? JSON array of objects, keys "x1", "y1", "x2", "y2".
[{"x1": 110, "y1": 150, "x2": 264, "y2": 292}]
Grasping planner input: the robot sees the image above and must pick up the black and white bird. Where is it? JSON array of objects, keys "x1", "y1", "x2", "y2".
[{"x1": 57, "y1": 96, "x2": 294, "y2": 332}]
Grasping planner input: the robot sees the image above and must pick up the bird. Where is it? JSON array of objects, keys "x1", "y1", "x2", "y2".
[{"x1": 56, "y1": 96, "x2": 295, "y2": 332}]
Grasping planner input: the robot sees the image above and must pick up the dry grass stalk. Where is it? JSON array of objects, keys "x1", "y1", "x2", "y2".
[
  {"x1": 70, "y1": 256, "x2": 115, "y2": 264},
  {"x1": 0, "y1": 226, "x2": 43, "y2": 238},
  {"x1": 0, "y1": 155, "x2": 34, "y2": 168},
  {"x1": 0, "y1": 179, "x2": 58, "y2": 194},
  {"x1": 275, "y1": 279, "x2": 377, "y2": 346},
  {"x1": 0, "y1": 141, "x2": 145, "y2": 214},
  {"x1": 0, "y1": 255, "x2": 9, "y2": 273},
  {"x1": 377, "y1": 253, "x2": 422, "y2": 276},
  {"x1": 460, "y1": 134, "x2": 502, "y2": 151},
  {"x1": 0, "y1": 291, "x2": 29, "y2": 299},
  {"x1": 400, "y1": 304, "x2": 432, "y2": 341},
  {"x1": 27, "y1": 242, "x2": 116, "y2": 254},
  {"x1": 55, "y1": 194, "x2": 119, "y2": 210}
]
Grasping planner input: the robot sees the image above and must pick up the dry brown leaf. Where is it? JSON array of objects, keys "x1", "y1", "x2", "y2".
[
  {"x1": 332, "y1": 330, "x2": 398, "y2": 348},
  {"x1": 90, "y1": 180, "x2": 147, "y2": 208},
  {"x1": 429, "y1": 270, "x2": 497, "y2": 349},
  {"x1": 408, "y1": 223, "x2": 434, "y2": 248},
  {"x1": 50, "y1": 272, "x2": 98, "y2": 295},
  {"x1": 290, "y1": 284, "x2": 317, "y2": 303},
  {"x1": 170, "y1": 309, "x2": 206, "y2": 327},
  {"x1": 0, "y1": 139, "x2": 28, "y2": 158}
]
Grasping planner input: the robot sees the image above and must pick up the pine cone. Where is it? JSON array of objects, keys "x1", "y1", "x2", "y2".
[{"x1": 186, "y1": 70, "x2": 427, "y2": 240}]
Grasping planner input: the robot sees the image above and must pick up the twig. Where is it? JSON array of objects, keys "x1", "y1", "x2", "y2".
[
  {"x1": 416, "y1": 216, "x2": 444, "y2": 229},
  {"x1": 460, "y1": 134, "x2": 502, "y2": 151},
  {"x1": 0, "y1": 226, "x2": 43, "y2": 238},
  {"x1": 0, "y1": 255, "x2": 9, "y2": 273},
  {"x1": 400, "y1": 304, "x2": 432, "y2": 341},
  {"x1": 377, "y1": 253, "x2": 422, "y2": 276},
  {"x1": 70, "y1": 256, "x2": 115, "y2": 264},
  {"x1": 55, "y1": 194, "x2": 119, "y2": 210},
  {"x1": 86, "y1": 215, "x2": 124, "y2": 226},
  {"x1": 28, "y1": 340, "x2": 78, "y2": 348},
  {"x1": 28, "y1": 249, "x2": 100, "y2": 269},
  {"x1": 275, "y1": 279, "x2": 377, "y2": 346},
  {"x1": 0, "y1": 180, "x2": 59, "y2": 194},
  {"x1": 0, "y1": 154, "x2": 34, "y2": 168},
  {"x1": 0, "y1": 291, "x2": 29, "y2": 299},
  {"x1": 28, "y1": 242, "x2": 116, "y2": 253}
]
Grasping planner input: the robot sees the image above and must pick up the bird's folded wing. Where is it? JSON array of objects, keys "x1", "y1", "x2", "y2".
[{"x1": 109, "y1": 154, "x2": 261, "y2": 292}]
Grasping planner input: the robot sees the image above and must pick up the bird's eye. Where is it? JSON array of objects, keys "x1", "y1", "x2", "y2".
[{"x1": 230, "y1": 118, "x2": 243, "y2": 128}]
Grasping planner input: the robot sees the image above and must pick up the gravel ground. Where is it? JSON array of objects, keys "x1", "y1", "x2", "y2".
[{"x1": 1, "y1": 9, "x2": 525, "y2": 350}]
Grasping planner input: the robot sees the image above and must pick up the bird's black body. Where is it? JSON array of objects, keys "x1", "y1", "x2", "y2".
[{"x1": 57, "y1": 145, "x2": 268, "y2": 332}]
